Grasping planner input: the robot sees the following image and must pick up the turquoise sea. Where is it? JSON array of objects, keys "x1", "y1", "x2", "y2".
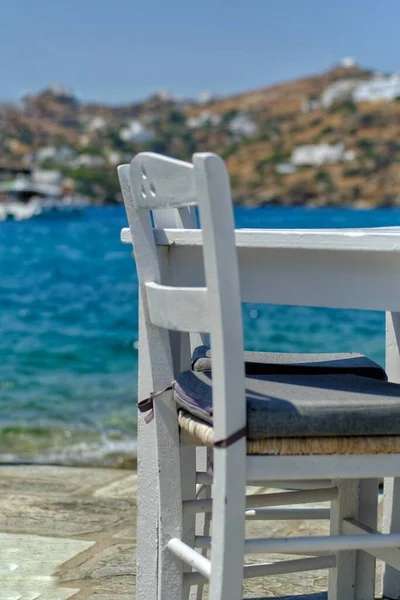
[{"x1": 1, "y1": 205, "x2": 400, "y2": 467}]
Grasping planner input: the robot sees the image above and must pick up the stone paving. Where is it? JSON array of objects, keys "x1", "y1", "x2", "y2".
[
  {"x1": 0, "y1": 465, "x2": 382, "y2": 599},
  {"x1": 0, "y1": 466, "x2": 136, "y2": 600}
]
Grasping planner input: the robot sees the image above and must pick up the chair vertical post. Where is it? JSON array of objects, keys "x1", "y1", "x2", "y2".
[
  {"x1": 329, "y1": 479, "x2": 378, "y2": 600},
  {"x1": 119, "y1": 163, "x2": 184, "y2": 600},
  {"x1": 194, "y1": 154, "x2": 246, "y2": 600},
  {"x1": 118, "y1": 166, "x2": 159, "y2": 600},
  {"x1": 135, "y1": 293, "x2": 159, "y2": 600},
  {"x1": 153, "y1": 199, "x2": 209, "y2": 600},
  {"x1": 329, "y1": 481, "x2": 357, "y2": 600},
  {"x1": 355, "y1": 479, "x2": 379, "y2": 600},
  {"x1": 383, "y1": 312, "x2": 400, "y2": 599}
]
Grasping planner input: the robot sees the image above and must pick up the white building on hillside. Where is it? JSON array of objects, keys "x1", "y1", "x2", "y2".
[
  {"x1": 85, "y1": 116, "x2": 107, "y2": 132},
  {"x1": 341, "y1": 57, "x2": 357, "y2": 68},
  {"x1": 72, "y1": 155, "x2": 105, "y2": 168},
  {"x1": 155, "y1": 89, "x2": 172, "y2": 102},
  {"x1": 275, "y1": 163, "x2": 297, "y2": 175},
  {"x1": 198, "y1": 91, "x2": 215, "y2": 104},
  {"x1": 228, "y1": 112, "x2": 259, "y2": 138},
  {"x1": 36, "y1": 146, "x2": 76, "y2": 165},
  {"x1": 107, "y1": 151, "x2": 122, "y2": 166},
  {"x1": 291, "y1": 143, "x2": 353, "y2": 167},
  {"x1": 353, "y1": 74, "x2": 400, "y2": 102},
  {"x1": 321, "y1": 79, "x2": 360, "y2": 107},
  {"x1": 186, "y1": 111, "x2": 221, "y2": 129},
  {"x1": 119, "y1": 120, "x2": 155, "y2": 144},
  {"x1": 301, "y1": 98, "x2": 321, "y2": 113}
]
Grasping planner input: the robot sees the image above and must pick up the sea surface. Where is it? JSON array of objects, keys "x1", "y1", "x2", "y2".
[{"x1": 1, "y1": 205, "x2": 400, "y2": 467}]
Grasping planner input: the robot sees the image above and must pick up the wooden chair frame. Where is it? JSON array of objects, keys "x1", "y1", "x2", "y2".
[{"x1": 119, "y1": 151, "x2": 400, "y2": 600}]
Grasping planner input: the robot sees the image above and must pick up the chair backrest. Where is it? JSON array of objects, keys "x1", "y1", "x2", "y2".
[{"x1": 118, "y1": 152, "x2": 246, "y2": 443}]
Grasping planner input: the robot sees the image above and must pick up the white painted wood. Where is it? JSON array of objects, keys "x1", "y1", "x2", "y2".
[
  {"x1": 152, "y1": 197, "x2": 205, "y2": 600},
  {"x1": 193, "y1": 539, "x2": 331, "y2": 556},
  {"x1": 121, "y1": 152, "x2": 248, "y2": 600},
  {"x1": 145, "y1": 282, "x2": 209, "y2": 332},
  {"x1": 247, "y1": 454, "x2": 400, "y2": 481},
  {"x1": 383, "y1": 478, "x2": 400, "y2": 599},
  {"x1": 190, "y1": 475, "x2": 211, "y2": 600},
  {"x1": 165, "y1": 245, "x2": 400, "y2": 311},
  {"x1": 184, "y1": 555, "x2": 337, "y2": 585},
  {"x1": 121, "y1": 225, "x2": 400, "y2": 252},
  {"x1": 196, "y1": 472, "x2": 212, "y2": 485},
  {"x1": 167, "y1": 538, "x2": 211, "y2": 579},
  {"x1": 151, "y1": 172, "x2": 208, "y2": 600},
  {"x1": 131, "y1": 153, "x2": 196, "y2": 210},
  {"x1": 122, "y1": 228, "x2": 400, "y2": 311},
  {"x1": 193, "y1": 153, "x2": 246, "y2": 600},
  {"x1": 246, "y1": 479, "x2": 334, "y2": 489},
  {"x1": 195, "y1": 531, "x2": 400, "y2": 554},
  {"x1": 180, "y1": 445, "x2": 199, "y2": 600},
  {"x1": 328, "y1": 480, "x2": 374, "y2": 600},
  {"x1": 154, "y1": 389, "x2": 184, "y2": 600},
  {"x1": 384, "y1": 313, "x2": 400, "y2": 599},
  {"x1": 242, "y1": 533, "x2": 400, "y2": 554},
  {"x1": 119, "y1": 162, "x2": 184, "y2": 600},
  {"x1": 118, "y1": 165, "x2": 159, "y2": 600},
  {"x1": 344, "y1": 518, "x2": 400, "y2": 571},
  {"x1": 183, "y1": 487, "x2": 338, "y2": 514},
  {"x1": 195, "y1": 472, "x2": 333, "y2": 489},
  {"x1": 119, "y1": 151, "x2": 400, "y2": 600},
  {"x1": 245, "y1": 507, "x2": 330, "y2": 520},
  {"x1": 354, "y1": 480, "x2": 379, "y2": 600},
  {"x1": 386, "y1": 313, "x2": 400, "y2": 384}
]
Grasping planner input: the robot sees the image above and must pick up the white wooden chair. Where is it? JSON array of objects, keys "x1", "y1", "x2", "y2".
[{"x1": 119, "y1": 151, "x2": 400, "y2": 600}]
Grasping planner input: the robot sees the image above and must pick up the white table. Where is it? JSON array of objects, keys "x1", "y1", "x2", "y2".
[{"x1": 122, "y1": 225, "x2": 400, "y2": 598}]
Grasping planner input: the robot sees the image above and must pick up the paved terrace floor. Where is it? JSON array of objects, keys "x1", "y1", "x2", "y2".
[{"x1": 0, "y1": 465, "x2": 384, "y2": 599}]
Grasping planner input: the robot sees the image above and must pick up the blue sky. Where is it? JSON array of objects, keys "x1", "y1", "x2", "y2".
[{"x1": 1, "y1": 0, "x2": 399, "y2": 104}]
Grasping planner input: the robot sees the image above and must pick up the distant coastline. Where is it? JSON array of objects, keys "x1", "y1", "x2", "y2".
[{"x1": 1, "y1": 60, "x2": 399, "y2": 209}]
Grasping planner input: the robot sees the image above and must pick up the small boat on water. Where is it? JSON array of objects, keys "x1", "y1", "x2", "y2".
[{"x1": 0, "y1": 170, "x2": 88, "y2": 221}]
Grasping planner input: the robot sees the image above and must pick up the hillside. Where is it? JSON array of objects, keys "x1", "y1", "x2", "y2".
[{"x1": 1, "y1": 62, "x2": 400, "y2": 206}]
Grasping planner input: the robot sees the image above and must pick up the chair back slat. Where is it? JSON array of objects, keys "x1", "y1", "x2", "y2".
[
  {"x1": 145, "y1": 282, "x2": 209, "y2": 332},
  {"x1": 131, "y1": 153, "x2": 196, "y2": 210}
]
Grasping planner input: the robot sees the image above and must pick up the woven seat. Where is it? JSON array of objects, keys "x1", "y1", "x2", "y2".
[
  {"x1": 192, "y1": 344, "x2": 387, "y2": 380},
  {"x1": 175, "y1": 370, "x2": 400, "y2": 443},
  {"x1": 178, "y1": 410, "x2": 400, "y2": 455}
]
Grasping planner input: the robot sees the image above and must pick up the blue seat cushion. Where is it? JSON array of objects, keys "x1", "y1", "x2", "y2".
[
  {"x1": 174, "y1": 370, "x2": 400, "y2": 439},
  {"x1": 192, "y1": 345, "x2": 387, "y2": 381}
]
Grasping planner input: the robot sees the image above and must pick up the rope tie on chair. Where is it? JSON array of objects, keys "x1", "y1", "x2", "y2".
[
  {"x1": 138, "y1": 384, "x2": 174, "y2": 423},
  {"x1": 139, "y1": 385, "x2": 246, "y2": 446},
  {"x1": 138, "y1": 383, "x2": 175, "y2": 423},
  {"x1": 214, "y1": 426, "x2": 247, "y2": 448}
]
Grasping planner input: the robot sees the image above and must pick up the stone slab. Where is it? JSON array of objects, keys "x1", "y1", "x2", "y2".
[
  {"x1": 0, "y1": 532, "x2": 92, "y2": 600},
  {"x1": 0, "y1": 466, "x2": 123, "y2": 495},
  {"x1": 94, "y1": 474, "x2": 137, "y2": 499},
  {"x1": 0, "y1": 466, "x2": 384, "y2": 599}
]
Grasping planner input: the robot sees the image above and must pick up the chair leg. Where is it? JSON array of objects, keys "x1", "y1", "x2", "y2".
[
  {"x1": 189, "y1": 486, "x2": 211, "y2": 600},
  {"x1": 156, "y1": 392, "x2": 184, "y2": 600},
  {"x1": 180, "y1": 445, "x2": 201, "y2": 600},
  {"x1": 136, "y1": 414, "x2": 159, "y2": 600},
  {"x1": 382, "y1": 478, "x2": 400, "y2": 599},
  {"x1": 188, "y1": 447, "x2": 212, "y2": 600},
  {"x1": 209, "y1": 442, "x2": 246, "y2": 600},
  {"x1": 328, "y1": 479, "x2": 378, "y2": 600}
]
